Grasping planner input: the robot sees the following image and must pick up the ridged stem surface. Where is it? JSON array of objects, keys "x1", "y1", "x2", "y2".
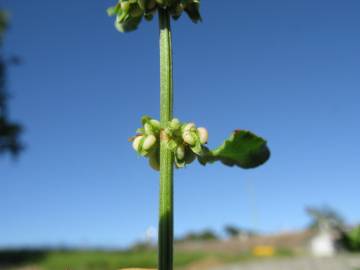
[{"x1": 158, "y1": 8, "x2": 174, "y2": 270}]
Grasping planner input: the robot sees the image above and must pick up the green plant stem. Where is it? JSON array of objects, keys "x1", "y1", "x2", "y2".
[{"x1": 158, "y1": 8, "x2": 174, "y2": 270}]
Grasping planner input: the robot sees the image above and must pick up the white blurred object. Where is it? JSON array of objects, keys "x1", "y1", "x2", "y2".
[
  {"x1": 145, "y1": 226, "x2": 157, "y2": 244},
  {"x1": 310, "y1": 224, "x2": 336, "y2": 257}
]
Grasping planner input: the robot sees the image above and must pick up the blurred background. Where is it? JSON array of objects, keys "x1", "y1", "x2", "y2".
[{"x1": 1, "y1": 0, "x2": 360, "y2": 270}]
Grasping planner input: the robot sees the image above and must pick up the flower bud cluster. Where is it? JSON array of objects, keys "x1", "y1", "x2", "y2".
[
  {"x1": 131, "y1": 116, "x2": 161, "y2": 170},
  {"x1": 107, "y1": 0, "x2": 201, "y2": 32},
  {"x1": 131, "y1": 116, "x2": 208, "y2": 170},
  {"x1": 164, "y1": 119, "x2": 208, "y2": 168}
]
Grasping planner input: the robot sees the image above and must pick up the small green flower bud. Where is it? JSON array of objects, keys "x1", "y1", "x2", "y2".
[
  {"x1": 130, "y1": 4, "x2": 144, "y2": 17},
  {"x1": 150, "y1": 119, "x2": 160, "y2": 129},
  {"x1": 183, "y1": 1, "x2": 202, "y2": 23},
  {"x1": 164, "y1": 127, "x2": 173, "y2": 137},
  {"x1": 183, "y1": 122, "x2": 196, "y2": 132},
  {"x1": 132, "y1": 135, "x2": 144, "y2": 152},
  {"x1": 197, "y1": 127, "x2": 208, "y2": 144},
  {"x1": 149, "y1": 153, "x2": 160, "y2": 171},
  {"x1": 169, "y1": 4, "x2": 183, "y2": 19},
  {"x1": 107, "y1": 4, "x2": 121, "y2": 16},
  {"x1": 176, "y1": 145, "x2": 185, "y2": 160},
  {"x1": 142, "y1": 134, "x2": 157, "y2": 150},
  {"x1": 167, "y1": 139, "x2": 178, "y2": 151},
  {"x1": 170, "y1": 118, "x2": 181, "y2": 130},
  {"x1": 144, "y1": 123, "x2": 153, "y2": 134},
  {"x1": 121, "y1": 1, "x2": 130, "y2": 12},
  {"x1": 182, "y1": 131, "x2": 196, "y2": 146},
  {"x1": 141, "y1": 115, "x2": 151, "y2": 125}
]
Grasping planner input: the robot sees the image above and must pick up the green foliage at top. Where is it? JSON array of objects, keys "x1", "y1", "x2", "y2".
[
  {"x1": 198, "y1": 130, "x2": 270, "y2": 169},
  {"x1": 107, "y1": 0, "x2": 201, "y2": 32}
]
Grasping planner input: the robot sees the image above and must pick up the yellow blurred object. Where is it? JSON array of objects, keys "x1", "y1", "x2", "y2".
[{"x1": 252, "y1": 246, "x2": 275, "y2": 257}]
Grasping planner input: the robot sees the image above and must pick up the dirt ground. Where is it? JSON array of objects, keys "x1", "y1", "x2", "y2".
[{"x1": 210, "y1": 255, "x2": 360, "y2": 270}]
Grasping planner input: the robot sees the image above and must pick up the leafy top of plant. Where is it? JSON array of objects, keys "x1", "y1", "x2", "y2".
[{"x1": 107, "y1": 0, "x2": 201, "y2": 32}]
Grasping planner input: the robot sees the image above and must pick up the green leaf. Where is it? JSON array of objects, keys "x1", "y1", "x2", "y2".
[{"x1": 198, "y1": 130, "x2": 270, "y2": 169}]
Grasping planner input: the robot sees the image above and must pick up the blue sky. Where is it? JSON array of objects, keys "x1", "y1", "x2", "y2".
[{"x1": 1, "y1": 0, "x2": 359, "y2": 248}]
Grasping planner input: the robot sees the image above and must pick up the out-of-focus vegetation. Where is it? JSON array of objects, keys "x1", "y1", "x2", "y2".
[
  {"x1": 0, "y1": 249, "x2": 213, "y2": 270},
  {"x1": 0, "y1": 10, "x2": 23, "y2": 157},
  {"x1": 306, "y1": 206, "x2": 345, "y2": 230},
  {"x1": 176, "y1": 229, "x2": 219, "y2": 242},
  {"x1": 343, "y1": 226, "x2": 360, "y2": 252},
  {"x1": 224, "y1": 225, "x2": 257, "y2": 239},
  {"x1": 306, "y1": 206, "x2": 360, "y2": 253}
]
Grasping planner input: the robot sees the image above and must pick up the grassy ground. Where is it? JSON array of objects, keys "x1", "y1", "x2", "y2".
[
  {"x1": 38, "y1": 250, "x2": 206, "y2": 270},
  {"x1": 0, "y1": 248, "x2": 293, "y2": 270}
]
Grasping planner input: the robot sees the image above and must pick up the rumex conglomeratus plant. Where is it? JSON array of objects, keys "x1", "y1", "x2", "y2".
[{"x1": 107, "y1": 1, "x2": 270, "y2": 270}]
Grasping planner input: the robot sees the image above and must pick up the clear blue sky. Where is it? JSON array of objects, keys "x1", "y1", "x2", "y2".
[{"x1": 1, "y1": 0, "x2": 359, "y2": 248}]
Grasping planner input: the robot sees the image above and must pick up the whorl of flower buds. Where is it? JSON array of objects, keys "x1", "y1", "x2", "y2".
[
  {"x1": 131, "y1": 116, "x2": 208, "y2": 170},
  {"x1": 107, "y1": 0, "x2": 202, "y2": 32}
]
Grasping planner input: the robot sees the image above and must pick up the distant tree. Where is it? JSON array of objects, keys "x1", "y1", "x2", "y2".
[
  {"x1": 0, "y1": 10, "x2": 23, "y2": 157},
  {"x1": 224, "y1": 225, "x2": 240, "y2": 238},
  {"x1": 224, "y1": 224, "x2": 258, "y2": 239},
  {"x1": 198, "y1": 230, "x2": 218, "y2": 241},
  {"x1": 306, "y1": 206, "x2": 345, "y2": 231},
  {"x1": 177, "y1": 229, "x2": 219, "y2": 242}
]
